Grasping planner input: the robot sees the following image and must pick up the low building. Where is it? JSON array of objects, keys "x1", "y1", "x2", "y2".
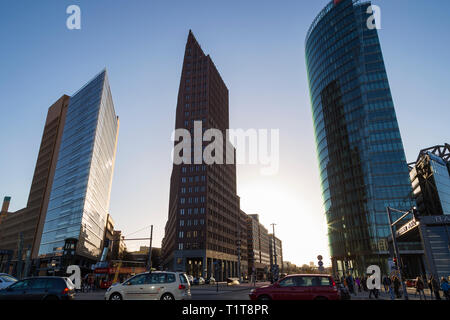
[
  {"x1": 388, "y1": 144, "x2": 450, "y2": 280},
  {"x1": 247, "y1": 214, "x2": 271, "y2": 280}
]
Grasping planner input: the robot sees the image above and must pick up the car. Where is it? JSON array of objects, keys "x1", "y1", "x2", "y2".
[
  {"x1": 193, "y1": 277, "x2": 205, "y2": 285},
  {"x1": 405, "y1": 279, "x2": 416, "y2": 288},
  {"x1": 0, "y1": 276, "x2": 75, "y2": 300},
  {"x1": 105, "y1": 271, "x2": 191, "y2": 300},
  {"x1": 0, "y1": 274, "x2": 18, "y2": 289},
  {"x1": 205, "y1": 277, "x2": 216, "y2": 285},
  {"x1": 249, "y1": 274, "x2": 340, "y2": 301}
]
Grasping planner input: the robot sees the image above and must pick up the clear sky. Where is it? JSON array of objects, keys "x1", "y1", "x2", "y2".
[{"x1": 0, "y1": 0, "x2": 449, "y2": 267}]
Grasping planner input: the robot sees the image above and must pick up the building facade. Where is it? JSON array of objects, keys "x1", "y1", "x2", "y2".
[
  {"x1": 247, "y1": 214, "x2": 271, "y2": 280},
  {"x1": 0, "y1": 95, "x2": 70, "y2": 275},
  {"x1": 161, "y1": 31, "x2": 241, "y2": 281},
  {"x1": 401, "y1": 144, "x2": 450, "y2": 279},
  {"x1": 305, "y1": 0, "x2": 415, "y2": 276},
  {"x1": 269, "y1": 234, "x2": 283, "y2": 273},
  {"x1": 37, "y1": 70, "x2": 119, "y2": 271}
]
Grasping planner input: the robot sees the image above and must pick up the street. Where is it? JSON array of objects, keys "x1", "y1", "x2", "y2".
[{"x1": 74, "y1": 282, "x2": 268, "y2": 300}]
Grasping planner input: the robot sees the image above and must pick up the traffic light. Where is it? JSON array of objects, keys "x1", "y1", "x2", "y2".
[{"x1": 393, "y1": 257, "x2": 398, "y2": 269}]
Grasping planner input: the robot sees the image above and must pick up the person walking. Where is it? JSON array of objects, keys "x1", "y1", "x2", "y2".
[
  {"x1": 346, "y1": 274, "x2": 355, "y2": 295},
  {"x1": 393, "y1": 276, "x2": 401, "y2": 299},
  {"x1": 356, "y1": 277, "x2": 361, "y2": 293},
  {"x1": 441, "y1": 277, "x2": 449, "y2": 300},
  {"x1": 430, "y1": 275, "x2": 441, "y2": 300},
  {"x1": 385, "y1": 276, "x2": 395, "y2": 300},
  {"x1": 415, "y1": 276, "x2": 426, "y2": 300},
  {"x1": 382, "y1": 276, "x2": 390, "y2": 293}
]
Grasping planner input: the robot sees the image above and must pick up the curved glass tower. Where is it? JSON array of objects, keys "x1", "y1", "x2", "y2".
[{"x1": 305, "y1": 0, "x2": 415, "y2": 276}]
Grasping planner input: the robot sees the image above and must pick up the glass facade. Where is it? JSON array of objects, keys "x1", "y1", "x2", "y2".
[
  {"x1": 38, "y1": 70, "x2": 118, "y2": 260},
  {"x1": 429, "y1": 153, "x2": 450, "y2": 215},
  {"x1": 305, "y1": 0, "x2": 415, "y2": 275}
]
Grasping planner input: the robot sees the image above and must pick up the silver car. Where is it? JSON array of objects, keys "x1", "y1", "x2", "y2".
[
  {"x1": 0, "y1": 274, "x2": 17, "y2": 290},
  {"x1": 105, "y1": 271, "x2": 191, "y2": 300}
]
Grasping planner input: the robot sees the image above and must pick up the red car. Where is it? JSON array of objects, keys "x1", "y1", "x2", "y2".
[{"x1": 249, "y1": 274, "x2": 340, "y2": 300}]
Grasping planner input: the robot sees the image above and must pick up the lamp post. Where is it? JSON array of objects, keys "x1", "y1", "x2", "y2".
[{"x1": 386, "y1": 206, "x2": 410, "y2": 300}]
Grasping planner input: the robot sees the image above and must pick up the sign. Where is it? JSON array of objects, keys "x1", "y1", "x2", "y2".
[
  {"x1": 396, "y1": 218, "x2": 419, "y2": 238},
  {"x1": 420, "y1": 215, "x2": 450, "y2": 225},
  {"x1": 317, "y1": 255, "x2": 323, "y2": 261},
  {"x1": 318, "y1": 261, "x2": 324, "y2": 267}
]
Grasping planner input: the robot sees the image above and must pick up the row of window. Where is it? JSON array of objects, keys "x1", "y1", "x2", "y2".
[{"x1": 179, "y1": 207, "x2": 205, "y2": 215}]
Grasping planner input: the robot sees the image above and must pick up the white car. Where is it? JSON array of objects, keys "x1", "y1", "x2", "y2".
[
  {"x1": 0, "y1": 274, "x2": 17, "y2": 290},
  {"x1": 105, "y1": 271, "x2": 191, "y2": 300}
]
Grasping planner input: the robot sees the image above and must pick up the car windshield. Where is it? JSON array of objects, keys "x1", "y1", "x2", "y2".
[{"x1": 0, "y1": 275, "x2": 17, "y2": 282}]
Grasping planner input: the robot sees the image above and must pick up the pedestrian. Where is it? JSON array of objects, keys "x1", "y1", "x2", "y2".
[
  {"x1": 393, "y1": 276, "x2": 401, "y2": 298},
  {"x1": 382, "y1": 276, "x2": 390, "y2": 293},
  {"x1": 385, "y1": 276, "x2": 395, "y2": 300},
  {"x1": 415, "y1": 276, "x2": 426, "y2": 300},
  {"x1": 441, "y1": 277, "x2": 450, "y2": 300},
  {"x1": 346, "y1": 274, "x2": 355, "y2": 295},
  {"x1": 430, "y1": 275, "x2": 441, "y2": 300},
  {"x1": 356, "y1": 277, "x2": 361, "y2": 293},
  {"x1": 361, "y1": 276, "x2": 368, "y2": 292}
]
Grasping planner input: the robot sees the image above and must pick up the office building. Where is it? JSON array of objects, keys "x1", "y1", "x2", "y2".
[
  {"x1": 0, "y1": 95, "x2": 70, "y2": 275},
  {"x1": 37, "y1": 70, "x2": 119, "y2": 271},
  {"x1": 247, "y1": 214, "x2": 271, "y2": 280},
  {"x1": 269, "y1": 234, "x2": 283, "y2": 272},
  {"x1": 305, "y1": 0, "x2": 415, "y2": 276},
  {"x1": 161, "y1": 31, "x2": 241, "y2": 281}
]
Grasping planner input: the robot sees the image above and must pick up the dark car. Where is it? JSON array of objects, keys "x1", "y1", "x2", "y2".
[
  {"x1": 0, "y1": 276, "x2": 75, "y2": 300},
  {"x1": 249, "y1": 274, "x2": 340, "y2": 300}
]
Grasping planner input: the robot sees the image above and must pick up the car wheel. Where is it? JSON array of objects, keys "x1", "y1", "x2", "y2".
[
  {"x1": 160, "y1": 293, "x2": 175, "y2": 301},
  {"x1": 109, "y1": 293, "x2": 123, "y2": 301},
  {"x1": 257, "y1": 295, "x2": 271, "y2": 301}
]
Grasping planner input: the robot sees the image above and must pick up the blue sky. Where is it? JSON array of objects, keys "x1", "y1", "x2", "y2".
[{"x1": 0, "y1": 0, "x2": 449, "y2": 266}]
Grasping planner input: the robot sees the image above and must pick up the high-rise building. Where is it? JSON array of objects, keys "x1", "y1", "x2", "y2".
[
  {"x1": 305, "y1": 0, "x2": 415, "y2": 276},
  {"x1": 37, "y1": 70, "x2": 119, "y2": 269},
  {"x1": 0, "y1": 95, "x2": 70, "y2": 274},
  {"x1": 161, "y1": 31, "x2": 241, "y2": 280}
]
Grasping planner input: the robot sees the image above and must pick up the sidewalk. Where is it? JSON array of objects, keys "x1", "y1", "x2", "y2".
[{"x1": 349, "y1": 287, "x2": 440, "y2": 300}]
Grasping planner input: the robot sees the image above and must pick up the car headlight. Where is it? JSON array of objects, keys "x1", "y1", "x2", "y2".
[{"x1": 250, "y1": 289, "x2": 256, "y2": 293}]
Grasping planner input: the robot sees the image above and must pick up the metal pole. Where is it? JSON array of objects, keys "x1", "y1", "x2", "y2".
[
  {"x1": 147, "y1": 225, "x2": 153, "y2": 271},
  {"x1": 386, "y1": 207, "x2": 409, "y2": 300}
]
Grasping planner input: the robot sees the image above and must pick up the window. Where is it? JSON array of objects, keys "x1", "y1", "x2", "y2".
[
  {"x1": 180, "y1": 220, "x2": 184, "y2": 226},
  {"x1": 147, "y1": 273, "x2": 167, "y2": 284},
  {"x1": 179, "y1": 231, "x2": 184, "y2": 238},
  {"x1": 180, "y1": 209, "x2": 185, "y2": 215},
  {"x1": 178, "y1": 243, "x2": 183, "y2": 250},
  {"x1": 31, "y1": 278, "x2": 48, "y2": 289},
  {"x1": 124, "y1": 274, "x2": 147, "y2": 286},
  {"x1": 279, "y1": 277, "x2": 296, "y2": 287}
]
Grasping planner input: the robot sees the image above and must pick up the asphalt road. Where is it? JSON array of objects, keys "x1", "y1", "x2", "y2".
[{"x1": 74, "y1": 282, "x2": 266, "y2": 300}]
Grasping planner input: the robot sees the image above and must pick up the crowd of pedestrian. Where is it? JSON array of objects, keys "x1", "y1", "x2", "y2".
[{"x1": 336, "y1": 272, "x2": 450, "y2": 300}]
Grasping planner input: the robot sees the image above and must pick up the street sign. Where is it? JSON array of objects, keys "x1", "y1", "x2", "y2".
[
  {"x1": 317, "y1": 255, "x2": 323, "y2": 261},
  {"x1": 318, "y1": 261, "x2": 324, "y2": 267}
]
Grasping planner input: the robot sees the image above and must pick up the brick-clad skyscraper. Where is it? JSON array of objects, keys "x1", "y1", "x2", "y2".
[{"x1": 161, "y1": 31, "x2": 241, "y2": 280}]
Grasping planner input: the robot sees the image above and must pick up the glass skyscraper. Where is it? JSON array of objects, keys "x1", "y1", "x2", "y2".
[
  {"x1": 305, "y1": 0, "x2": 415, "y2": 276},
  {"x1": 38, "y1": 70, "x2": 119, "y2": 261}
]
